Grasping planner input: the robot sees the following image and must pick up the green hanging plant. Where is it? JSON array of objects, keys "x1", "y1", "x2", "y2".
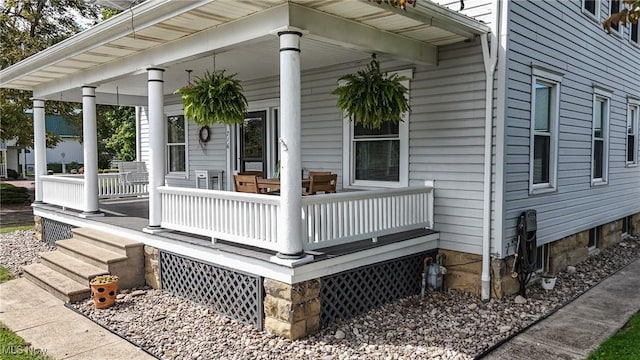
[
  {"x1": 332, "y1": 54, "x2": 410, "y2": 129},
  {"x1": 176, "y1": 70, "x2": 248, "y2": 126}
]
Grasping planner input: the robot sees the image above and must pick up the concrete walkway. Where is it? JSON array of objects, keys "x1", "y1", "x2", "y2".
[
  {"x1": 483, "y1": 258, "x2": 640, "y2": 359},
  {"x1": 0, "y1": 278, "x2": 155, "y2": 360}
]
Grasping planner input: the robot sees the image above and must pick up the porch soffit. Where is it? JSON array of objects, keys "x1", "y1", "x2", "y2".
[{"x1": 0, "y1": 0, "x2": 489, "y2": 99}]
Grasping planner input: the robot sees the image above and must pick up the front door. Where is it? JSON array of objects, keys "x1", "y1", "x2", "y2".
[{"x1": 239, "y1": 110, "x2": 267, "y2": 175}]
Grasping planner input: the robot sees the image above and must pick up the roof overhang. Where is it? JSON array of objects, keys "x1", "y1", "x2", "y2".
[{"x1": 0, "y1": 0, "x2": 490, "y2": 102}]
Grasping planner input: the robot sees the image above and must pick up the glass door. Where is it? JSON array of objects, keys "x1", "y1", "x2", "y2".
[{"x1": 240, "y1": 110, "x2": 267, "y2": 175}]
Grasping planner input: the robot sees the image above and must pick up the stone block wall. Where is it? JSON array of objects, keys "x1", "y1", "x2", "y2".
[
  {"x1": 599, "y1": 220, "x2": 622, "y2": 249},
  {"x1": 144, "y1": 245, "x2": 161, "y2": 289},
  {"x1": 490, "y1": 256, "x2": 520, "y2": 298},
  {"x1": 438, "y1": 249, "x2": 482, "y2": 295},
  {"x1": 547, "y1": 230, "x2": 589, "y2": 275},
  {"x1": 263, "y1": 279, "x2": 321, "y2": 340},
  {"x1": 631, "y1": 213, "x2": 640, "y2": 236},
  {"x1": 34, "y1": 216, "x2": 42, "y2": 241}
]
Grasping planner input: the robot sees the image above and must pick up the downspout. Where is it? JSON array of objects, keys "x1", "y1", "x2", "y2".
[{"x1": 480, "y1": 4, "x2": 500, "y2": 301}]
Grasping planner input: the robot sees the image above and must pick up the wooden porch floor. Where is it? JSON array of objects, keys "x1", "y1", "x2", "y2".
[{"x1": 37, "y1": 197, "x2": 438, "y2": 266}]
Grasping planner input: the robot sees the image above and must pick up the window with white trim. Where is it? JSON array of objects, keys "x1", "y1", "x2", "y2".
[
  {"x1": 167, "y1": 114, "x2": 186, "y2": 174},
  {"x1": 530, "y1": 67, "x2": 562, "y2": 194},
  {"x1": 582, "y1": 0, "x2": 600, "y2": 20},
  {"x1": 592, "y1": 88, "x2": 611, "y2": 185},
  {"x1": 631, "y1": 21, "x2": 639, "y2": 45},
  {"x1": 627, "y1": 100, "x2": 639, "y2": 166},
  {"x1": 342, "y1": 69, "x2": 411, "y2": 188},
  {"x1": 608, "y1": 0, "x2": 621, "y2": 33}
]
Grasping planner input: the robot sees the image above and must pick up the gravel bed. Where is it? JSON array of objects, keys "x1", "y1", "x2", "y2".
[
  {"x1": 66, "y1": 234, "x2": 640, "y2": 360},
  {"x1": 0, "y1": 230, "x2": 54, "y2": 276},
  {"x1": 2, "y1": 227, "x2": 637, "y2": 359}
]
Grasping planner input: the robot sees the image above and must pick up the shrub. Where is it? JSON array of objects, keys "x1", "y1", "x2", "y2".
[{"x1": 0, "y1": 183, "x2": 31, "y2": 204}]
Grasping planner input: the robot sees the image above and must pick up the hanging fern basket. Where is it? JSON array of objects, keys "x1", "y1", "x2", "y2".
[
  {"x1": 332, "y1": 55, "x2": 410, "y2": 129},
  {"x1": 176, "y1": 70, "x2": 248, "y2": 126}
]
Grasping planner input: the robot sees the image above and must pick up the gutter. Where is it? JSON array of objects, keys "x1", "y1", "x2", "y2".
[{"x1": 480, "y1": 1, "x2": 500, "y2": 301}]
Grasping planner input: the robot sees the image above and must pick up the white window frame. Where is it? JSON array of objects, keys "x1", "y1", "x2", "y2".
[
  {"x1": 166, "y1": 106, "x2": 188, "y2": 178},
  {"x1": 627, "y1": 98, "x2": 640, "y2": 167},
  {"x1": 607, "y1": 0, "x2": 622, "y2": 35},
  {"x1": 529, "y1": 67, "x2": 562, "y2": 195},
  {"x1": 591, "y1": 87, "x2": 612, "y2": 186},
  {"x1": 582, "y1": 0, "x2": 601, "y2": 21},
  {"x1": 631, "y1": 21, "x2": 640, "y2": 47},
  {"x1": 341, "y1": 69, "x2": 412, "y2": 189}
]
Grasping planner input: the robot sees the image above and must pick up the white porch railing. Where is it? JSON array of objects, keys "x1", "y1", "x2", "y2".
[
  {"x1": 301, "y1": 185, "x2": 434, "y2": 250},
  {"x1": 159, "y1": 187, "x2": 281, "y2": 251},
  {"x1": 41, "y1": 175, "x2": 85, "y2": 211},
  {"x1": 98, "y1": 173, "x2": 148, "y2": 198},
  {"x1": 158, "y1": 182, "x2": 434, "y2": 253}
]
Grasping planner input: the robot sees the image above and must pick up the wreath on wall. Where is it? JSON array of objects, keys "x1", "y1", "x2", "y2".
[
  {"x1": 199, "y1": 125, "x2": 211, "y2": 143},
  {"x1": 331, "y1": 54, "x2": 410, "y2": 129},
  {"x1": 176, "y1": 70, "x2": 248, "y2": 126}
]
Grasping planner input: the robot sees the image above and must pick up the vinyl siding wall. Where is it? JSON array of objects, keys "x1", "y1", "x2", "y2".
[
  {"x1": 148, "y1": 39, "x2": 488, "y2": 254},
  {"x1": 503, "y1": 0, "x2": 640, "y2": 252}
]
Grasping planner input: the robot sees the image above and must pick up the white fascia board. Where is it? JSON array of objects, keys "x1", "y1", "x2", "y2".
[
  {"x1": 43, "y1": 91, "x2": 147, "y2": 106},
  {"x1": 414, "y1": 1, "x2": 491, "y2": 35},
  {"x1": 288, "y1": 3, "x2": 438, "y2": 65},
  {"x1": 33, "y1": 5, "x2": 290, "y2": 98},
  {"x1": 0, "y1": 0, "x2": 212, "y2": 89}
]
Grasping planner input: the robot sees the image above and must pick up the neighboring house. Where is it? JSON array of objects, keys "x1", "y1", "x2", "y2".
[
  {"x1": 0, "y1": 0, "x2": 638, "y2": 339},
  {"x1": 1, "y1": 115, "x2": 83, "y2": 177}
]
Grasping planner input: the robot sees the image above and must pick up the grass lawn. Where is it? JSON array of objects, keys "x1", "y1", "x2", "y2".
[
  {"x1": 0, "y1": 267, "x2": 13, "y2": 284},
  {"x1": 588, "y1": 311, "x2": 640, "y2": 359},
  {"x1": 0, "y1": 225, "x2": 33, "y2": 234},
  {"x1": 0, "y1": 324, "x2": 51, "y2": 360}
]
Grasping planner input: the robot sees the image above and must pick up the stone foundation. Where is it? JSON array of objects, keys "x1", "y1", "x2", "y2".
[
  {"x1": 144, "y1": 245, "x2": 161, "y2": 289},
  {"x1": 439, "y1": 249, "x2": 482, "y2": 295},
  {"x1": 547, "y1": 230, "x2": 589, "y2": 275},
  {"x1": 631, "y1": 213, "x2": 640, "y2": 236},
  {"x1": 490, "y1": 256, "x2": 520, "y2": 298},
  {"x1": 34, "y1": 216, "x2": 42, "y2": 241},
  {"x1": 263, "y1": 278, "x2": 321, "y2": 340},
  {"x1": 599, "y1": 220, "x2": 622, "y2": 249}
]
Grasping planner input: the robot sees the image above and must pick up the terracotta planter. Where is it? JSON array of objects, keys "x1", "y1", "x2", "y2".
[{"x1": 90, "y1": 279, "x2": 119, "y2": 309}]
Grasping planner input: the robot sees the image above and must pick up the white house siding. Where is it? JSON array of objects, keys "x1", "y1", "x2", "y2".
[
  {"x1": 409, "y1": 40, "x2": 487, "y2": 255},
  {"x1": 503, "y1": 0, "x2": 640, "y2": 252},
  {"x1": 155, "y1": 40, "x2": 488, "y2": 254}
]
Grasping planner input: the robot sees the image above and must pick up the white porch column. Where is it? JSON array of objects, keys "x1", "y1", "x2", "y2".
[
  {"x1": 277, "y1": 31, "x2": 304, "y2": 259},
  {"x1": 81, "y1": 86, "x2": 101, "y2": 216},
  {"x1": 146, "y1": 68, "x2": 165, "y2": 230},
  {"x1": 32, "y1": 99, "x2": 46, "y2": 203}
]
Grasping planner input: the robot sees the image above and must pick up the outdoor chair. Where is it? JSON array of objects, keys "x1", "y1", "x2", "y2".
[
  {"x1": 303, "y1": 173, "x2": 337, "y2": 195},
  {"x1": 234, "y1": 174, "x2": 260, "y2": 193},
  {"x1": 117, "y1": 161, "x2": 148, "y2": 185}
]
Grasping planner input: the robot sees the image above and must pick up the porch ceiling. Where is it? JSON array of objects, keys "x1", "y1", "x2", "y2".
[{"x1": 0, "y1": 0, "x2": 489, "y2": 103}]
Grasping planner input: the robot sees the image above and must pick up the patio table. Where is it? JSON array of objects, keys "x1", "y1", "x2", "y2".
[{"x1": 256, "y1": 178, "x2": 311, "y2": 192}]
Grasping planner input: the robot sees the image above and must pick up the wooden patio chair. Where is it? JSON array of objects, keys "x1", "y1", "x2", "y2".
[
  {"x1": 303, "y1": 173, "x2": 337, "y2": 195},
  {"x1": 238, "y1": 170, "x2": 264, "y2": 178},
  {"x1": 234, "y1": 174, "x2": 260, "y2": 193}
]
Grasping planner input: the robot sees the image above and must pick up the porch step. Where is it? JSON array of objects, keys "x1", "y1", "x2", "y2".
[
  {"x1": 56, "y1": 238, "x2": 128, "y2": 270},
  {"x1": 39, "y1": 251, "x2": 109, "y2": 285},
  {"x1": 71, "y1": 227, "x2": 143, "y2": 257},
  {"x1": 22, "y1": 263, "x2": 90, "y2": 303}
]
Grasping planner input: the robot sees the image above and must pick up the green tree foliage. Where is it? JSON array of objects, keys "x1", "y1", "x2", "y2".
[
  {"x1": 0, "y1": 0, "x2": 99, "y2": 147},
  {"x1": 105, "y1": 106, "x2": 136, "y2": 161},
  {"x1": 603, "y1": 0, "x2": 640, "y2": 31}
]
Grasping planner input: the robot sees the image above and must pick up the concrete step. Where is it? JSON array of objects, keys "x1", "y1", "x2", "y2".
[
  {"x1": 71, "y1": 228, "x2": 143, "y2": 257},
  {"x1": 39, "y1": 251, "x2": 109, "y2": 285},
  {"x1": 56, "y1": 238, "x2": 127, "y2": 270},
  {"x1": 22, "y1": 263, "x2": 90, "y2": 303}
]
